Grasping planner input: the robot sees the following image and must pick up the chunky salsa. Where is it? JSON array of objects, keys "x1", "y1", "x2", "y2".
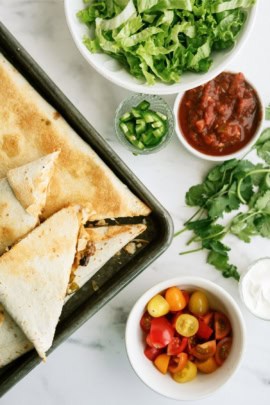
[{"x1": 179, "y1": 72, "x2": 262, "y2": 156}]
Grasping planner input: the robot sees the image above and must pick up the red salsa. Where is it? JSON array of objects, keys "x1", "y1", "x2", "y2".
[{"x1": 179, "y1": 72, "x2": 262, "y2": 156}]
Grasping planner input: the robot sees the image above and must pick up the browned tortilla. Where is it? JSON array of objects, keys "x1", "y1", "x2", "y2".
[{"x1": 0, "y1": 54, "x2": 151, "y2": 220}]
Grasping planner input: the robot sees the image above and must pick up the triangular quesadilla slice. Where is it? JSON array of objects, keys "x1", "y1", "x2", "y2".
[
  {"x1": 68, "y1": 224, "x2": 147, "y2": 295},
  {"x1": 0, "y1": 152, "x2": 59, "y2": 255},
  {"x1": 0, "y1": 305, "x2": 33, "y2": 368},
  {"x1": 0, "y1": 206, "x2": 81, "y2": 360},
  {"x1": 0, "y1": 54, "x2": 150, "y2": 220},
  {"x1": 7, "y1": 151, "x2": 59, "y2": 216},
  {"x1": 0, "y1": 222, "x2": 147, "y2": 366}
]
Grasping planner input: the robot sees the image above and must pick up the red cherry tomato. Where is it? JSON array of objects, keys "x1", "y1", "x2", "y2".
[
  {"x1": 200, "y1": 312, "x2": 214, "y2": 327},
  {"x1": 197, "y1": 319, "x2": 213, "y2": 340},
  {"x1": 149, "y1": 317, "x2": 174, "y2": 349},
  {"x1": 191, "y1": 340, "x2": 216, "y2": 361},
  {"x1": 146, "y1": 333, "x2": 154, "y2": 347},
  {"x1": 140, "y1": 311, "x2": 152, "y2": 333},
  {"x1": 171, "y1": 311, "x2": 183, "y2": 329},
  {"x1": 168, "y1": 352, "x2": 188, "y2": 373},
  {"x1": 144, "y1": 346, "x2": 163, "y2": 361},
  {"x1": 214, "y1": 312, "x2": 231, "y2": 340},
  {"x1": 215, "y1": 337, "x2": 232, "y2": 366},
  {"x1": 167, "y1": 337, "x2": 188, "y2": 356}
]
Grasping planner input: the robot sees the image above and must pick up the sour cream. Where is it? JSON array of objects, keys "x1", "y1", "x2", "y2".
[{"x1": 240, "y1": 258, "x2": 270, "y2": 320}]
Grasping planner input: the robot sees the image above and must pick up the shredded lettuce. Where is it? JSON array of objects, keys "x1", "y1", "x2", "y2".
[{"x1": 77, "y1": 0, "x2": 256, "y2": 85}]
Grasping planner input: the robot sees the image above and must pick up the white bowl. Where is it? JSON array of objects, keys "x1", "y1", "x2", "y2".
[
  {"x1": 64, "y1": 1, "x2": 258, "y2": 95},
  {"x1": 125, "y1": 277, "x2": 246, "y2": 401},
  {"x1": 173, "y1": 73, "x2": 264, "y2": 162}
]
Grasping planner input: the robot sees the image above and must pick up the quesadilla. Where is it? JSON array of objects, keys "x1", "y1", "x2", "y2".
[
  {"x1": 0, "y1": 221, "x2": 146, "y2": 366},
  {"x1": 68, "y1": 224, "x2": 147, "y2": 294},
  {"x1": 0, "y1": 152, "x2": 59, "y2": 255},
  {"x1": 0, "y1": 54, "x2": 150, "y2": 220},
  {"x1": 0, "y1": 305, "x2": 33, "y2": 368},
  {"x1": 0, "y1": 206, "x2": 81, "y2": 360}
]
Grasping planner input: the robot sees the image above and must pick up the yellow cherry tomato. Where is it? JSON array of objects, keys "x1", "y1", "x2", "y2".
[
  {"x1": 188, "y1": 291, "x2": 209, "y2": 316},
  {"x1": 196, "y1": 357, "x2": 218, "y2": 374},
  {"x1": 154, "y1": 354, "x2": 170, "y2": 374},
  {"x1": 147, "y1": 294, "x2": 170, "y2": 317},
  {"x1": 165, "y1": 287, "x2": 187, "y2": 311},
  {"x1": 171, "y1": 361, "x2": 197, "y2": 383},
  {"x1": 175, "y1": 314, "x2": 199, "y2": 337}
]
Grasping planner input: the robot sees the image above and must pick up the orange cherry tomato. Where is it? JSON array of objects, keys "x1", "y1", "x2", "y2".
[
  {"x1": 154, "y1": 354, "x2": 170, "y2": 374},
  {"x1": 191, "y1": 340, "x2": 216, "y2": 361},
  {"x1": 214, "y1": 312, "x2": 231, "y2": 340},
  {"x1": 168, "y1": 352, "x2": 188, "y2": 373},
  {"x1": 215, "y1": 337, "x2": 232, "y2": 366},
  {"x1": 196, "y1": 356, "x2": 218, "y2": 374},
  {"x1": 165, "y1": 287, "x2": 187, "y2": 312}
]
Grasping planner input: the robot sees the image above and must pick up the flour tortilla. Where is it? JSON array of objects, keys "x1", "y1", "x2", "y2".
[
  {"x1": 69, "y1": 224, "x2": 147, "y2": 294},
  {"x1": 0, "y1": 223, "x2": 146, "y2": 366},
  {"x1": 7, "y1": 151, "x2": 59, "y2": 216},
  {"x1": 0, "y1": 152, "x2": 58, "y2": 255},
  {"x1": 0, "y1": 206, "x2": 81, "y2": 360},
  {"x1": 0, "y1": 54, "x2": 150, "y2": 220},
  {"x1": 0, "y1": 305, "x2": 33, "y2": 368}
]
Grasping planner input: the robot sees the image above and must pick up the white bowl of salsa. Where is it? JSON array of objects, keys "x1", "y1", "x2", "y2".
[{"x1": 173, "y1": 72, "x2": 264, "y2": 161}]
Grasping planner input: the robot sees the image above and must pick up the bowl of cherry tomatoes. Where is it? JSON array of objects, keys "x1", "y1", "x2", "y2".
[{"x1": 125, "y1": 277, "x2": 246, "y2": 401}]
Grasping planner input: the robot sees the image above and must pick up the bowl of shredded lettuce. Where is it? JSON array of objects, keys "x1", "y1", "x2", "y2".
[{"x1": 65, "y1": 0, "x2": 257, "y2": 95}]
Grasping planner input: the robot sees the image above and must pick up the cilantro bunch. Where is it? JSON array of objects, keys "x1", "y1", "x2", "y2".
[{"x1": 176, "y1": 128, "x2": 270, "y2": 281}]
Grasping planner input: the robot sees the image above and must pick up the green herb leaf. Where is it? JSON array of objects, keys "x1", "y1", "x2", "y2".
[
  {"x1": 207, "y1": 248, "x2": 240, "y2": 281},
  {"x1": 254, "y1": 190, "x2": 270, "y2": 213},
  {"x1": 255, "y1": 215, "x2": 270, "y2": 238}
]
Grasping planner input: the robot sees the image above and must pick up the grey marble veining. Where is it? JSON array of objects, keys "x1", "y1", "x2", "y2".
[{"x1": 0, "y1": 0, "x2": 270, "y2": 404}]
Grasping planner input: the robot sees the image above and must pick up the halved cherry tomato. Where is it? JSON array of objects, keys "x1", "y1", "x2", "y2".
[
  {"x1": 197, "y1": 319, "x2": 213, "y2": 340},
  {"x1": 168, "y1": 352, "x2": 188, "y2": 373},
  {"x1": 189, "y1": 291, "x2": 209, "y2": 316},
  {"x1": 171, "y1": 311, "x2": 183, "y2": 329},
  {"x1": 215, "y1": 337, "x2": 232, "y2": 366},
  {"x1": 196, "y1": 356, "x2": 218, "y2": 374},
  {"x1": 214, "y1": 312, "x2": 231, "y2": 340},
  {"x1": 167, "y1": 337, "x2": 188, "y2": 356},
  {"x1": 154, "y1": 354, "x2": 170, "y2": 374},
  {"x1": 171, "y1": 361, "x2": 197, "y2": 383},
  {"x1": 150, "y1": 317, "x2": 174, "y2": 348},
  {"x1": 147, "y1": 294, "x2": 170, "y2": 317},
  {"x1": 187, "y1": 335, "x2": 198, "y2": 353},
  {"x1": 175, "y1": 314, "x2": 199, "y2": 337},
  {"x1": 140, "y1": 312, "x2": 152, "y2": 333},
  {"x1": 200, "y1": 312, "x2": 214, "y2": 327},
  {"x1": 144, "y1": 346, "x2": 163, "y2": 361},
  {"x1": 191, "y1": 340, "x2": 216, "y2": 361},
  {"x1": 165, "y1": 287, "x2": 187, "y2": 312}
]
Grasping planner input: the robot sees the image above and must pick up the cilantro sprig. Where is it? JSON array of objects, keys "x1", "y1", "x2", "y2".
[{"x1": 176, "y1": 128, "x2": 270, "y2": 281}]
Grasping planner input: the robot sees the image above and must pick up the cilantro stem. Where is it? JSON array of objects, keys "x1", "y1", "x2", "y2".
[
  {"x1": 184, "y1": 207, "x2": 204, "y2": 226},
  {"x1": 237, "y1": 169, "x2": 270, "y2": 203},
  {"x1": 179, "y1": 247, "x2": 203, "y2": 255},
  {"x1": 174, "y1": 227, "x2": 188, "y2": 237}
]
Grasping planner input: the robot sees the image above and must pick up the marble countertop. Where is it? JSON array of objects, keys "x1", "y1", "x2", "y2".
[{"x1": 0, "y1": 1, "x2": 270, "y2": 404}]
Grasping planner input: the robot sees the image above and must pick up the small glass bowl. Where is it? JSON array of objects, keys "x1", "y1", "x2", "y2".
[
  {"x1": 115, "y1": 94, "x2": 174, "y2": 154},
  {"x1": 239, "y1": 257, "x2": 270, "y2": 321}
]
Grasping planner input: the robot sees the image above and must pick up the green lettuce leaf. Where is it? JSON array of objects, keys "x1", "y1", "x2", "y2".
[{"x1": 78, "y1": 0, "x2": 256, "y2": 85}]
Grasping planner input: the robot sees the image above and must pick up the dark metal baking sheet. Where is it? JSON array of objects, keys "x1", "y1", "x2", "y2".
[{"x1": 0, "y1": 22, "x2": 173, "y2": 397}]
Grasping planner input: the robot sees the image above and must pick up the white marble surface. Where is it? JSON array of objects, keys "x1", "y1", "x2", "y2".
[{"x1": 0, "y1": 1, "x2": 270, "y2": 404}]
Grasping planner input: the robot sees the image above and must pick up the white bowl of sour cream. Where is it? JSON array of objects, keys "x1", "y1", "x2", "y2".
[{"x1": 239, "y1": 258, "x2": 270, "y2": 321}]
